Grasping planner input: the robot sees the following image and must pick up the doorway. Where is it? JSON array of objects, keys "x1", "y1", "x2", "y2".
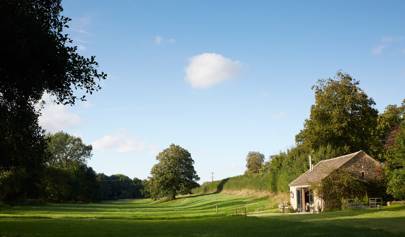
[{"x1": 296, "y1": 187, "x2": 313, "y2": 212}]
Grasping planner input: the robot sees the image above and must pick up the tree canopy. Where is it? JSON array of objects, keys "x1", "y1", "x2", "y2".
[
  {"x1": 0, "y1": 0, "x2": 106, "y2": 106},
  {"x1": 46, "y1": 132, "x2": 92, "y2": 168},
  {"x1": 0, "y1": 0, "x2": 106, "y2": 201},
  {"x1": 377, "y1": 100, "x2": 405, "y2": 152},
  {"x1": 385, "y1": 122, "x2": 405, "y2": 199},
  {"x1": 245, "y1": 152, "x2": 265, "y2": 174},
  {"x1": 149, "y1": 144, "x2": 200, "y2": 200},
  {"x1": 296, "y1": 72, "x2": 379, "y2": 156}
]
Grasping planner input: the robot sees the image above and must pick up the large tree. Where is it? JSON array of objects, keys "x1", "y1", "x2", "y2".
[
  {"x1": 149, "y1": 144, "x2": 200, "y2": 200},
  {"x1": 0, "y1": 0, "x2": 106, "y2": 200},
  {"x1": 296, "y1": 72, "x2": 379, "y2": 156},
  {"x1": 42, "y1": 132, "x2": 97, "y2": 202},
  {"x1": 376, "y1": 100, "x2": 405, "y2": 152},
  {"x1": 384, "y1": 122, "x2": 405, "y2": 199},
  {"x1": 46, "y1": 132, "x2": 92, "y2": 168},
  {"x1": 245, "y1": 151, "x2": 265, "y2": 174}
]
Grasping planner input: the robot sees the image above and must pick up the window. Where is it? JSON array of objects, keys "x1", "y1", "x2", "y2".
[{"x1": 361, "y1": 171, "x2": 365, "y2": 178}]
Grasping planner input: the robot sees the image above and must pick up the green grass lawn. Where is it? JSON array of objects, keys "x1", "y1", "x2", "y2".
[{"x1": 0, "y1": 193, "x2": 404, "y2": 237}]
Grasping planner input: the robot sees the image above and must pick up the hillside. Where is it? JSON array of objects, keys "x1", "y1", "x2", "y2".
[{"x1": 193, "y1": 173, "x2": 286, "y2": 195}]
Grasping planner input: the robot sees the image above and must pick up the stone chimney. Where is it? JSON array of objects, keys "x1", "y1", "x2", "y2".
[{"x1": 308, "y1": 155, "x2": 313, "y2": 171}]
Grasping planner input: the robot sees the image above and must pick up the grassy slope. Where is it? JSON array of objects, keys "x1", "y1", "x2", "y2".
[
  {"x1": 0, "y1": 193, "x2": 404, "y2": 237},
  {"x1": 0, "y1": 194, "x2": 274, "y2": 220},
  {"x1": 193, "y1": 174, "x2": 274, "y2": 194},
  {"x1": 190, "y1": 172, "x2": 296, "y2": 196}
]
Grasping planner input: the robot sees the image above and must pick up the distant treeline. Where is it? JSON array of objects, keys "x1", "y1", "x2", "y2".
[
  {"x1": 97, "y1": 174, "x2": 148, "y2": 201},
  {"x1": 1, "y1": 131, "x2": 148, "y2": 203},
  {"x1": 43, "y1": 132, "x2": 150, "y2": 202},
  {"x1": 43, "y1": 167, "x2": 149, "y2": 202}
]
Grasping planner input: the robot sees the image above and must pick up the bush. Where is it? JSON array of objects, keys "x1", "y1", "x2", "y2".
[{"x1": 316, "y1": 170, "x2": 368, "y2": 210}]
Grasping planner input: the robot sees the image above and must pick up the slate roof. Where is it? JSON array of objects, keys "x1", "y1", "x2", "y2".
[{"x1": 289, "y1": 150, "x2": 364, "y2": 187}]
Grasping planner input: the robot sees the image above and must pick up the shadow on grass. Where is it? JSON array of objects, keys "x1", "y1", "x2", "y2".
[
  {"x1": 215, "y1": 178, "x2": 229, "y2": 193},
  {"x1": 291, "y1": 205, "x2": 405, "y2": 221},
  {"x1": 253, "y1": 215, "x2": 405, "y2": 237},
  {"x1": 0, "y1": 195, "x2": 263, "y2": 215},
  {"x1": 0, "y1": 215, "x2": 403, "y2": 237}
]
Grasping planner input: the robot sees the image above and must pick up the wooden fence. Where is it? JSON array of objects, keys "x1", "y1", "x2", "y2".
[
  {"x1": 234, "y1": 207, "x2": 247, "y2": 216},
  {"x1": 369, "y1": 198, "x2": 382, "y2": 208}
]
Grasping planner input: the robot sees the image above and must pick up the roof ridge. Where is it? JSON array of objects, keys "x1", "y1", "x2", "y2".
[
  {"x1": 319, "y1": 150, "x2": 363, "y2": 162},
  {"x1": 288, "y1": 150, "x2": 364, "y2": 187}
]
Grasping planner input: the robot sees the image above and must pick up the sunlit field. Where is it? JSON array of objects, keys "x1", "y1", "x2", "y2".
[{"x1": 1, "y1": 193, "x2": 404, "y2": 237}]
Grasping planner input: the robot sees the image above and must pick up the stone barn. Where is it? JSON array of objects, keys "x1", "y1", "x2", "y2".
[{"x1": 288, "y1": 150, "x2": 383, "y2": 212}]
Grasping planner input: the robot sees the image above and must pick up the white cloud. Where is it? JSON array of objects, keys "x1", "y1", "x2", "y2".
[
  {"x1": 92, "y1": 130, "x2": 156, "y2": 154},
  {"x1": 154, "y1": 36, "x2": 163, "y2": 45},
  {"x1": 37, "y1": 93, "x2": 81, "y2": 132},
  {"x1": 371, "y1": 44, "x2": 387, "y2": 55},
  {"x1": 153, "y1": 35, "x2": 176, "y2": 45},
  {"x1": 271, "y1": 112, "x2": 287, "y2": 120},
  {"x1": 372, "y1": 36, "x2": 405, "y2": 55},
  {"x1": 185, "y1": 53, "x2": 241, "y2": 89}
]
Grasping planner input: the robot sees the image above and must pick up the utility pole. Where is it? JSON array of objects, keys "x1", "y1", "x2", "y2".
[{"x1": 211, "y1": 172, "x2": 214, "y2": 182}]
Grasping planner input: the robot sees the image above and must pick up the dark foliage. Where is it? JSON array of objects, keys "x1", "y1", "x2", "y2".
[
  {"x1": 0, "y1": 0, "x2": 106, "y2": 202},
  {"x1": 0, "y1": 103, "x2": 47, "y2": 201},
  {"x1": 97, "y1": 174, "x2": 146, "y2": 200}
]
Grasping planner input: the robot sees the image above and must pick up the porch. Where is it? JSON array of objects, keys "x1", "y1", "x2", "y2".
[{"x1": 290, "y1": 186, "x2": 314, "y2": 212}]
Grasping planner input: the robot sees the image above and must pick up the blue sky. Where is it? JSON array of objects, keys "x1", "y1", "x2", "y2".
[{"x1": 39, "y1": 0, "x2": 405, "y2": 182}]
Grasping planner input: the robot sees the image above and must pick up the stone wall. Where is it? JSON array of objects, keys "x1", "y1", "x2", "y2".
[{"x1": 341, "y1": 153, "x2": 383, "y2": 182}]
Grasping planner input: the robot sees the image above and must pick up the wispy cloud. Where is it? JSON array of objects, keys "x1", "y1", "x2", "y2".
[
  {"x1": 271, "y1": 112, "x2": 287, "y2": 120},
  {"x1": 371, "y1": 44, "x2": 387, "y2": 55},
  {"x1": 71, "y1": 16, "x2": 92, "y2": 35},
  {"x1": 372, "y1": 36, "x2": 405, "y2": 56},
  {"x1": 92, "y1": 130, "x2": 158, "y2": 154},
  {"x1": 154, "y1": 36, "x2": 163, "y2": 45},
  {"x1": 185, "y1": 53, "x2": 241, "y2": 89},
  {"x1": 69, "y1": 16, "x2": 93, "y2": 51},
  {"x1": 153, "y1": 35, "x2": 176, "y2": 45}
]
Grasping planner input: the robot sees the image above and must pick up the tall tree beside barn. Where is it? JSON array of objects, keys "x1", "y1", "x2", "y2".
[
  {"x1": 384, "y1": 122, "x2": 405, "y2": 200},
  {"x1": 296, "y1": 72, "x2": 379, "y2": 157},
  {"x1": 375, "y1": 100, "x2": 405, "y2": 159}
]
